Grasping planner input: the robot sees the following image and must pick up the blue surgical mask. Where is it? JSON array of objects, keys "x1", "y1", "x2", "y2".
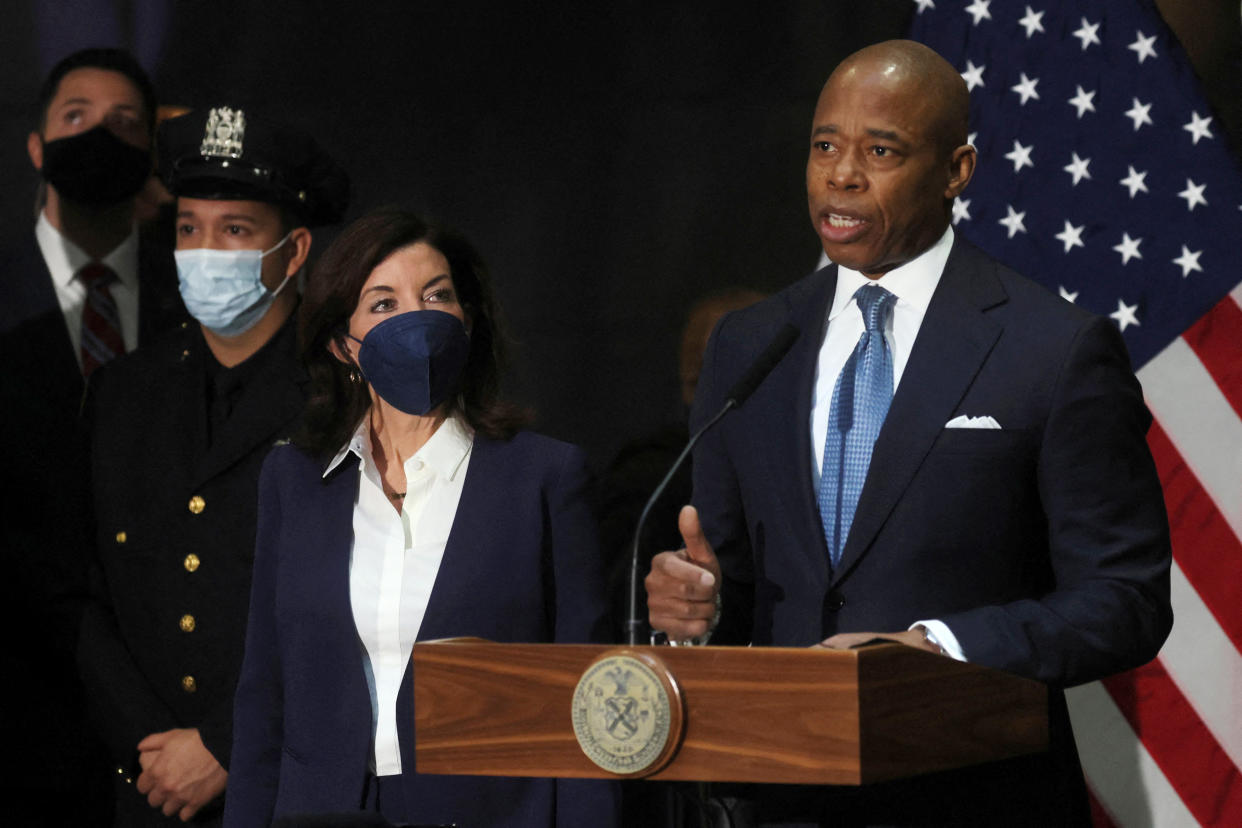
[
  {"x1": 175, "y1": 233, "x2": 293, "y2": 336},
  {"x1": 349, "y1": 310, "x2": 470, "y2": 416}
]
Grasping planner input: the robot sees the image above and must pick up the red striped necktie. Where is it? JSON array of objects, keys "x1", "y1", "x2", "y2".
[{"x1": 78, "y1": 262, "x2": 124, "y2": 377}]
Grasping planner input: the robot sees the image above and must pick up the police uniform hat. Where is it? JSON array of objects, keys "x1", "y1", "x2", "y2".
[{"x1": 158, "y1": 106, "x2": 349, "y2": 226}]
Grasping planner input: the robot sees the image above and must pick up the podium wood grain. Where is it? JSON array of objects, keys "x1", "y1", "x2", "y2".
[{"x1": 411, "y1": 640, "x2": 1047, "y2": 785}]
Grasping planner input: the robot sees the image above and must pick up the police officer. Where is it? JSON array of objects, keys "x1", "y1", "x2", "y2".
[{"x1": 79, "y1": 106, "x2": 348, "y2": 826}]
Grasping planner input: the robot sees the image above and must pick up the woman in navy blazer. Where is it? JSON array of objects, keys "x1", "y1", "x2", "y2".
[{"x1": 224, "y1": 210, "x2": 618, "y2": 827}]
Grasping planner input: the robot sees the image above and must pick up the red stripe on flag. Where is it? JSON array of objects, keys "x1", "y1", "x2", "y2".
[
  {"x1": 1181, "y1": 295, "x2": 1242, "y2": 421},
  {"x1": 1087, "y1": 788, "x2": 1119, "y2": 828},
  {"x1": 1146, "y1": 420, "x2": 1242, "y2": 653},
  {"x1": 1103, "y1": 661, "x2": 1242, "y2": 827}
]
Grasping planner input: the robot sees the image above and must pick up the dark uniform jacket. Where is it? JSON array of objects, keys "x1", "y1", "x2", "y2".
[
  {"x1": 0, "y1": 226, "x2": 182, "y2": 823},
  {"x1": 80, "y1": 312, "x2": 305, "y2": 826}
]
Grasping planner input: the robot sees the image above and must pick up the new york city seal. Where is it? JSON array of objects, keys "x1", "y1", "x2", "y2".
[{"x1": 571, "y1": 649, "x2": 683, "y2": 776}]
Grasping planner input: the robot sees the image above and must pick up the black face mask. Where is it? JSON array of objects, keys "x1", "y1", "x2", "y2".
[{"x1": 40, "y1": 125, "x2": 150, "y2": 207}]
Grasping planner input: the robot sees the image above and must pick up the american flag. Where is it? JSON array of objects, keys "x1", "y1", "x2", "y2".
[{"x1": 908, "y1": 1, "x2": 1242, "y2": 825}]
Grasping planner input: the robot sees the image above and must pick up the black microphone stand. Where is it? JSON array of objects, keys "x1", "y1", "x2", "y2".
[
  {"x1": 622, "y1": 323, "x2": 800, "y2": 646},
  {"x1": 623, "y1": 401, "x2": 736, "y2": 646}
]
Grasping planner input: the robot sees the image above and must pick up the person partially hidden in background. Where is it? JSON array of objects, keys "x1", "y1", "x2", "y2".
[
  {"x1": 0, "y1": 46, "x2": 184, "y2": 823},
  {"x1": 79, "y1": 106, "x2": 349, "y2": 826},
  {"x1": 646, "y1": 40, "x2": 1172, "y2": 826},
  {"x1": 225, "y1": 208, "x2": 619, "y2": 828},
  {"x1": 599, "y1": 287, "x2": 766, "y2": 637}
]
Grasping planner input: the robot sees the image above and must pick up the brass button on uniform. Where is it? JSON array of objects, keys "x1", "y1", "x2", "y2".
[
  {"x1": 179, "y1": 614, "x2": 196, "y2": 633},
  {"x1": 188, "y1": 495, "x2": 206, "y2": 514},
  {"x1": 181, "y1": 675, "x2": 197, "y2": 693},
  {"x1": 115, "y1": 531, "x2": 127, "y2": 544},
  {"x1": 184, "y1": 554, "x2": 201, "y2": 572},
  {"x1": 180, "y1": 348, "x2": 191, "y2": 361}
]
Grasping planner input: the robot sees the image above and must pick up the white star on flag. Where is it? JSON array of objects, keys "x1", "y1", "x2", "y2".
[
  {"x1": 1011, "y1": 72, "x2": 1040, "y2": 105},
  {"x1": 964, "y1": 0, "x2": 992, "y2": 25},
  {"x1": 1182, "y1": 111, "x2": 1214, "y2": 144},
  {"x1": 1177, "y1": 179, "x2": 1208, "y2": 211},
  {"x1": 1124, "y1": 98, "x2": 1153, "y2": 131},
  {"x1": 1005, "y1": 140, "x2": 1034, "y2": 172},
  {"x1": 1058, "y1": 286, "x2": 1079, "y2": 303},
  {"x1": 961, "y1": 60, "x2": 985, "y2": 92},
  {"x1": 1108, "y1": 298, "x2": 1140, "y2": 330},
  {"x1": 1120, "y1": 166, "x2": 1149, "y2": 198},
  {"x1": 1128, "y1": 30, "x2": 1158, "y2": 63},
  {"x1": 914, "y1": 0, "x2": 935, "y2": 12},
  {"x1": 1171, "y1": 245, "x2": 1203, "y2": 277},
  {"x1": 999, "y1": 205, "x2": 1027, "y2": 238},
  {"x1": 1113, "y1": 233, "x2": 1143, "y2": 264},
  {"x1": 1055, "y1": 220, "x2": 1086, "y2": 252},
  {"x1": 1067, "y1": 86, "x2": 1096, "y2": 118},
  {"x1": 952, "y1": 197, "x2": 972, "y2": 225},
  {"x1": 1018, "y1": 6, "x2": 1045, "y2": 38},
  {"x1": 1072, "y1": 17, "x2": 1100, "y2": 50},
  {"x1": 1063, "y1": 153, "x2": 1091, "y2": 185}
]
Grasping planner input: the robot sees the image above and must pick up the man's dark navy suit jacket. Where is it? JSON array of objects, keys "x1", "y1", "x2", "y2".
[{"x1": 692, "y1": 236, "x2": 1172, "y2": 826}]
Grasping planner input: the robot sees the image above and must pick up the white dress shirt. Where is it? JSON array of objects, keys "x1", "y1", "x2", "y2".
[
  {"x1": 35, "y1": 210, "x2": 140, "y2": 367},
  {"x1": 323, "y1": 414, "x2": 474, "y2": 775},
  {"x1": 809, "y1": 227, "x2": 965, "y2": 661}
]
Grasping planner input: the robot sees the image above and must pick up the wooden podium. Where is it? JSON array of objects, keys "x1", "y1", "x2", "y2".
[{"x1": 412, "y1": 640, "x2": 1047, "y2": 785}]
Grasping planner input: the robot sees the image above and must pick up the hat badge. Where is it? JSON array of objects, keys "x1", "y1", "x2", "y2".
[{"x1": 200, "y1": 107, "x2": 246, "y2": 159}]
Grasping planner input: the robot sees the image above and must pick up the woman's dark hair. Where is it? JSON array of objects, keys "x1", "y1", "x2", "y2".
[{"x1": 297, "y1": 207, "x2": 527, "y2": 456}]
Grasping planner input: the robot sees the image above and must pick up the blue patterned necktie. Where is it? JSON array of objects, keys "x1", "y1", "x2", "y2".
[{"x1": 818, "y1": 283, "x2": 896, "y2": 571}]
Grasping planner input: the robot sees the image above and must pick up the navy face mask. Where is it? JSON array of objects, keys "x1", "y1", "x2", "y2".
[{"x1": 350, "y1": 310, "x2": 471, "y2": 416}]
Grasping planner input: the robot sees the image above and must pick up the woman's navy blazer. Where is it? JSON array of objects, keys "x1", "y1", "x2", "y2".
[{"x1": 224, "y1": 432, "x2": 619, "y2": 827}]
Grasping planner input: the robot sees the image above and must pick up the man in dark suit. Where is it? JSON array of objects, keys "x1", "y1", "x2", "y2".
[
  {"x1": 79, "y1": 106, "x2": 348, "y2": 826},
  {"x1": 0, "y1": 47, "x2": 182, "y2": 825},
  {"x1": 645, "y1": 40, "x2": 1172, "y2": 826}
]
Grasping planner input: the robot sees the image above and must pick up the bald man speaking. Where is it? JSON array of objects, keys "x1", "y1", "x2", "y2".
[{"x1": 645, "y1": 40, "x2": 1171, "y2": 826}]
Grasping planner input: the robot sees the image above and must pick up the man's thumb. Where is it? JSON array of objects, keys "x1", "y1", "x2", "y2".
[{"x1": 678, "y1": 505, "x2": 714, "y2": 567}]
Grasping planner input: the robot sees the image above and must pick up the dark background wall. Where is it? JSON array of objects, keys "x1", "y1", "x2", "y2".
[{"x1": 3, "y1": 0, "x2": 1238, "y2": 471}]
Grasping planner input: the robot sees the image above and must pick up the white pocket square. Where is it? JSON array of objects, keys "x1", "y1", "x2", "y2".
[{"x1": 945, "y1": 414, "x2": 1001, "y2": 430}]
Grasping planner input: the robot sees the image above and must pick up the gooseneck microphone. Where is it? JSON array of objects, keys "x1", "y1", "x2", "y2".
[{"x1": 624, "y1": 323, "x2": 800, "y2": 645}]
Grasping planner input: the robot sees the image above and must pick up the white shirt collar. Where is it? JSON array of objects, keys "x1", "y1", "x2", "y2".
[
  {"x1": 826, "y1": 226, "x2": 954, "y2": 325},
  {"x1": 35, "y1": 209, "x2": 140, "y2": 290},
  {"x1": 324, "y1": 413, "x2": 474, "y2": 481}
]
